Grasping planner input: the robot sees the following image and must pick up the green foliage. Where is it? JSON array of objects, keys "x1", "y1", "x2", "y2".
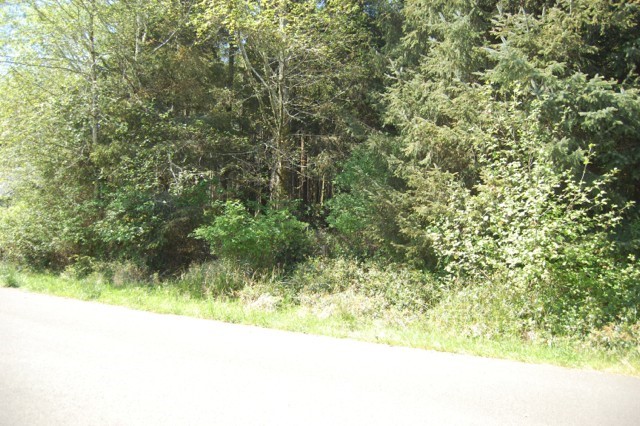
[
  {"x1": 327, "y1": 138, "x2": 406, "y2": 260},
  {"x1": 95, "y1": 190, "x2": 163, "y2": 253},
  {"x1": 429, "y1": 145, "x2": 622, "y2": 279},
  {"x1": 193, "y1": 200, "x2": 311, "y2": 270},
  {"x1": 425, "y1": 143, "x2": 640, "y2": 337},
  {"x1": 365, "y1": 0, "x2": 640, "y2": 340},
  {"x1": 0, "y1": 197, "x2": 88, "y2": 269},
  {"x1": 485, "y1": 7, "x2": 640, "y2": 203}
]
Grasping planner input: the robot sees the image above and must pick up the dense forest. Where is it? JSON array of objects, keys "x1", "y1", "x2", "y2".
[{"x1": 1, "y1": 0, "x2": 639, "y2": 346}]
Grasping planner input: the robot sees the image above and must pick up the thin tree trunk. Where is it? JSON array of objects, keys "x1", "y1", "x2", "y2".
[
  {"x1": 228, "y1": 41, "x2": 235, "y2": 89},
  {"x1": 89, "y1": 0, "x2": 98, "y2": 147},
  {"x1": 299, "y1": 136, "x2": 306, "y2": 201},
  {"x1": 269, "y1": 12, "x2": 290, "y2": 205}
]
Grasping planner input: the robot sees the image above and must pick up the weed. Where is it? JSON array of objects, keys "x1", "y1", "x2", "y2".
[
  {"x1": 0, "y1": 263, "x2": 20, "y2": 288},
  {"x1": 177, "y1": 260, "x2": 247, "y2": 298}
]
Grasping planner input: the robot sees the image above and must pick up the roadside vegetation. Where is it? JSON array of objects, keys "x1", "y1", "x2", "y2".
[
  {"x1": 1, "y1": 1, "x2": 639, "y2": 375},
  {"x1": 2, "y1": 260, "x2": 639, "y2": 376}
]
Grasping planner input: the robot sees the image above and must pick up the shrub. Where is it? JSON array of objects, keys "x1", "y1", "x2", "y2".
[
  {"x1": 193, "y1": 200, "x2": 311, "y2": 270},
  {"x1": 424, "y1": 142, "x2": 640, "y2": 338},
  {"x1": 0, "y1": 200, "x2": 80, "y2": 269}
]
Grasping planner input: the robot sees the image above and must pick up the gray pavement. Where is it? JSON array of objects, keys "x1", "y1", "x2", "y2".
[{"x1": 1, "y1": 287, "x2": 639, "y2": 425}]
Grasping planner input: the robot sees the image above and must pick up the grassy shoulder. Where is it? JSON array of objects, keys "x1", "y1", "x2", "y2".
[{"x1": 2, "y1": 262, "x2": 638, "y2": 377}]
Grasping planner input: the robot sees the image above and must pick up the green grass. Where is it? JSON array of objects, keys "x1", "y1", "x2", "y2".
[{"x1": 2, "y1": 267, "x2": 638, "y2": 377}]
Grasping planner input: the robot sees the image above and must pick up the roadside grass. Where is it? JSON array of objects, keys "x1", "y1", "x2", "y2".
[{"x1": 2, "y1": 265, "x2": 638, "y2": 377}]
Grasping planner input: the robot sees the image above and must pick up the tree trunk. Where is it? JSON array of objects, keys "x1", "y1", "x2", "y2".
[
  {"x1": 89, "y1": 0, "x2": 98, "y2": 147},
  {"x1": 228, "y1": 41, "x2": 235, "y2": 89},
  {"x1": 299, "y1": 136, "x2": 308, "y2": 202},
  {"x1": 269, "y1": 12, "x2": 290, "y2": 205}
]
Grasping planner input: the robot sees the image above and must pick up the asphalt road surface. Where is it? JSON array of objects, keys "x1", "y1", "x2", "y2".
[{"x1": 1, "y1": 288, "x2": 639, "y2": 425}]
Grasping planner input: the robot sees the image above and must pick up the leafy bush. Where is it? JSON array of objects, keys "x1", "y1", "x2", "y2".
[
  {"x1": 0, "y1": 199, "x2": 83, "y2": 269},
  {"x1": 193, "y1": 200, "x2": 311, "y2": 270},
  {"x1": 424, "y1": 141, "x2": 640, "y2": 338},
  {"x1": 93, "y1": 189, "x2": 164, "y2": 259}
]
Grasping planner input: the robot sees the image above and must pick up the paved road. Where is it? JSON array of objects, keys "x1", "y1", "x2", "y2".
[{"x1": 1, "y1": 288, "x2": 639, "y2": 425}]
